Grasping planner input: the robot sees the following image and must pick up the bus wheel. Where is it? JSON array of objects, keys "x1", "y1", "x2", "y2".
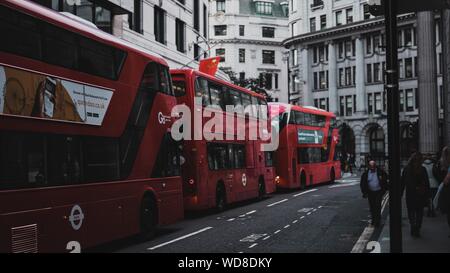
[
  {"x1": 300, "y1": 172, "x2": 307, "y2": 190},
  {"x1": 330, "y1": 168, "x2": 336, "y2": 184},
  {"x1": 216, "y1": 183, "x2": 227, "y2": 212},
  {"x1": 258, "y1": 177, "x2": 266, "y2": 199},
  {"x1": 140, "y1": 194, "x2": 157, "y2": 240}
]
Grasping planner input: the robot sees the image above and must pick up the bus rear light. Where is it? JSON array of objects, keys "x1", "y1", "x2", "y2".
[
  {"x1": 275, "y1": 176, "x2": 280, "y2": 184},
  {"x1": 188, "y1": 179, "x2": 195, "y2": 185}
]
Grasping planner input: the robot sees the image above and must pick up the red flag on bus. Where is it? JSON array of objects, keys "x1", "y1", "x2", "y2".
[{"x1": 199, "y1": 57, "x2": 221, "y2": 76}]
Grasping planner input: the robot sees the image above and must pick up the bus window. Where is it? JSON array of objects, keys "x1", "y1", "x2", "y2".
[
  {"x1": 251, "y1": 96, "x2": 259, "y2": 118},
  {"x1": 330, "y1": 117, "x2": 337, "y2": 129},
  {"x1": 79, "y1": 36, "x2": 116, "y2": 80},
  {"x1": 195, "y1": 77, "x2": 210, "y2": 106},
  {"x1": 304, "y1": 113, "x2": 312, "y2": 126},
  {"x1": 289, "y1": 111, "x2": 296, "y2": 124},
  {"x1": 316, "y1": 115, "x2": 326, "y2": 127},
  {"x1": 43, "y1": 24, "x2": 77, "y2": 69},
  {"x1": 0, "y1": 5, "x2": 42, "y2": 61},
  {"x1": 158, "y1": 65, "x2": 174, "y2": 96},
  {"x1": 258, "y1": 99, "x2": 268, "y2": 120},
  {"x1": 209, "y1": 83, "x2": 225, "y2": 110},
  {"x1": 207, "y1": 143, "x2": 229, "y2": 170},
  {"x1": 241, "y1": 93, "x2": 253, "y2": 117},
  {"x1": 233, "y1": 144, "x2": 246, "y2": 169},
  {"x1": 172, "y1": 79, "x2": 186, "y2": 97},
  {"x1": 296, "y1": 111, "x2": 305, "y2": 125},
  {"x1": 83, "y1": 137, "x2": 120, "y2": 183},
  {"x1": 228, "y1": 89, "x2": 243, "y2": 113},
  {"x1": 48, "y1": 136, "x2": 82, "y2": 186}
]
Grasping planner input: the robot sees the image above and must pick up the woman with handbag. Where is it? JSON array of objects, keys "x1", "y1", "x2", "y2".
[{"x1": 401, "y1": 152, "x2": 431, "y2": 238}]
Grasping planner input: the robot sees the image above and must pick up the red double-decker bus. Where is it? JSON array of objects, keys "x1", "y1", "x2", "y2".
[
  {"x1": 0, "y1": 0, "x2": 183, "y2": 252},
  {"x1": 170, "y1": 69, "x2": 276, "y2": 211},
  {"x1": 269, "y1": 103, "x2": 341, "y2": 190}
]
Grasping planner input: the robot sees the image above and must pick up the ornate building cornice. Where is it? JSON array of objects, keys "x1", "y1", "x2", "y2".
[
  {"x1": 210, "y1": 38, "x2": 284, "y2": 46},
  {"x1": 283, "y1": 14, "x2": 416, "y2": 47}
]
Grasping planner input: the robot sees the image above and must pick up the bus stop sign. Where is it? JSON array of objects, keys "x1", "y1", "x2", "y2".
[{"x1": 368, "y1": 0, "x2": 450, "y2": 16}]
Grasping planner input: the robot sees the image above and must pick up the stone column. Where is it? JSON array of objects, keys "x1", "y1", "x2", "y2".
[
  {"x1": 355, "y1": 36, "x2": 367, "y2": 115},
  {"x1": 442, "y1": 10, "x2": 450, "y2": 147},
  {"x1": 328, "y1": 41, "x2": 338, "y2": 114},
  {"x1": 301, "y1": 46, "x2": 312, "y2": 106},
  {"x1": 417, "y1": 11, "x2": 439, "y2": 155}
]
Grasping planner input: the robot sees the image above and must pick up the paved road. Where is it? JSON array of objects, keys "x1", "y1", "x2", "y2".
[{"x1": 92, "y1": 174, "x2": 384, "y2": 253}]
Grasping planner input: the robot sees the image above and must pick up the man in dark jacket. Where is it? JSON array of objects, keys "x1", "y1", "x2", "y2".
[{"x1": 360, "y1": 160, "x2": 389, "y2": 227}]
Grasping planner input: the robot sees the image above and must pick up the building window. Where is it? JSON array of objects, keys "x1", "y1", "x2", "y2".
[
  {"x1": 214, "y1": 25, "x2": 227, "y2": 36},
  {"x1": 399, "y1": 90, "x2": 404, "y2": 111},
  {"x1": 346, "y1": 8, "x2": 353, "y2": 24},
  {"x1": 363, "y1": 4, "x2": 371, "y2": 20},
  {"x1": 275, "y1": 73, "x2": 279, "y2": 89},
  {"x1": 193, "y1": 0, "x2": 200, "y2": 32},
  {"x1": 320, "y1": 15, "x2": 326, "y2": 30},
  {"x1": 262, "y1": 50, "x2": 275, "y2": 64},
  {"x1": 194, "y1": 44, "x2": 200, "y2": 61},
  {"x1": 398, "y1": 59, "x2": 404, "y2": 79},
  {"x1": 368, "y1": 93, "x2": 373, "y2": 114},
  {"x1": 217, "y1": 0, "x2": 225, "y2": 12},
  {"x1": 373, "y1": 63, "x2": 381, "y2": 82},
  {"x1": 310, "y1": 17, "x2": 316, "y2": 32},
  {"x1": 133, "y1": 0, "x2": 143, "y2": 34},
  {"x1": 374, "y1": 92, "x2": 382, "y2": 114},
  {"x1": 406, "y1": 89, "x2": 414, "y2": 112},
  {"x1": 367, "y1": 64, "x2": 373, "y2": 83},
  {"x1": 315, "y1": 71, "x2": 328, "y2": 90},
  {"x1": 216, "y1": 48, "x2": 225, "y2": 62},
  {"x1": 369, "y1": 126, "x2": 385, "y2": 156},
  {"x1": 203, "y1": 4, "x2": 208, "y2": 38},
  {"x1": 346, "y1": 95, "x2": 353, "y2": 116},
  {"x1": 256, "y1": 1, "x2": 273, "y2": 15},
  {"x1": 154, "y1": 6, "x2": 166, "y2": 44},
  {"x1": 262, "y1": 27, "x2": 275, "y2": 38},
  {"x1": 335, "y1": 10, "x2": 343, "y2": 26},
  {"x1": 175, "y1": 19, "x2": 185, "y2": 53},
  {"x1": 404, "y1": 28, "x2": 413, "y2": 47},
  {"x1": 366, "y1": 36, "x2": 372, "y2": 55},
  {"x1": 339, "y1": 68, "x2": 344, "y2": 87},
  {"x1": 311, "y1": 0, "x2": 324, "y2": 8},
  {"x1": 338, "y1": 42, "x2": 344, "y2": 59},
  {"x1": 292, "y1": 49, "x2": 298, "y2": 66},
  {"x1": 345, "y1": 67, "x2": 354, "y2": 86},
  {"x1": 340, "y1": 96, "x2": 345, "y2": 116},
  {"x1": 239, "y1": 72, "x2": 246, "y2": 81},
  {"x1": 239, "y1": 25, "x2": 245, "y2": 36},
  {"x1": 405, "y1": 58, "x2": 413, "y2": 78},
  {"x1": 239, "y1": 48, "x2": 245, "y2": 63},
  {"x1": 265, "y1": 73, "x2": 273, "y2": 90}
]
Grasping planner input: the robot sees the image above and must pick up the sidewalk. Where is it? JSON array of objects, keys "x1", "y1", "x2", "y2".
[{"x1": 379, "y1": 201, "x2": 450, "y2": 253}]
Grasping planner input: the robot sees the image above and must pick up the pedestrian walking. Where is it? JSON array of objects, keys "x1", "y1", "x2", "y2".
[
  {"x1": 422, "y1": 155, "x2": 439, "y2": 217},
  {"x1": 360, "y1": 160, "x2": 388, "y2": 227},
  {"x1": 401, "y1": 152, "x2": 430, "y2": 238}
]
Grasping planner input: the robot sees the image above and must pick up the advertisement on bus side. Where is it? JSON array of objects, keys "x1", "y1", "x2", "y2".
[{"x1": 0, "y1": 65, "x2": 112, "y2": 126}]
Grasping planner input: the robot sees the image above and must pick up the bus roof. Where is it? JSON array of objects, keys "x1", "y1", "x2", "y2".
[
  {"x1": 171, "y1": 69, "x2": 267, "y2": 100},
  {"x1": 268, "y1": 102, "x2": 336, "y2": 118},
  {"x1": 3, "y1": 0, "x2": 169, "y2": 67}
]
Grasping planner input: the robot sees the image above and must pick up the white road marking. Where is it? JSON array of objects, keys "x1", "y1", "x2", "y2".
[
  {"x1": 148, "y1": 227, "x2": 213, "y2": 250},
  {"x1": 239, "y1": 214, "x2": 246, "y2": 218},
  {"x1": 300, "y1": 216, "x2": 305, "y2": 219},
  {"x1": 240, "y1": 234, "x2": 267, "y2": 242},
  {"x1": 307, "y1": 212, "x2": 312, "y2": 215},
  {"x1": 227, "y1": 218, "x2": 236, "y2": 222},
  {"x1": 329, "y1": 182, "x2": 359, "y2": 188},
  {"x1": 262, "y1": 236, "x2": 271, "y2": 241},
  {"x1": 318, "y1": 206, "x2": 322, "y2": 209},
  {"x1": 267, "y1": 198, "x2": 288, "y2": 207},
  {"x1": 284, "y1": 225, "x2": 290, "y2": 229},
  {"x1": 313, "y1": 209, "x2": 317, "y2": 212},
  {"x1": 293, "y1": 220, "x2": 298, "y2": 224},
  {"x1": 274, "y1": 230, "x2": 281, "y2": 234},
  {"x1": 351, "y1": 193, "x2": 390, "y2": 253},
  {"x1": 246, "y1": 210, "x2": 257, "y2": 215},
  {"x1": 293, "y1": 189, "x2": 318, "y2": 197},
  {"x1": 248, "y1": 243, "x2": 258, "y2": 249}
]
